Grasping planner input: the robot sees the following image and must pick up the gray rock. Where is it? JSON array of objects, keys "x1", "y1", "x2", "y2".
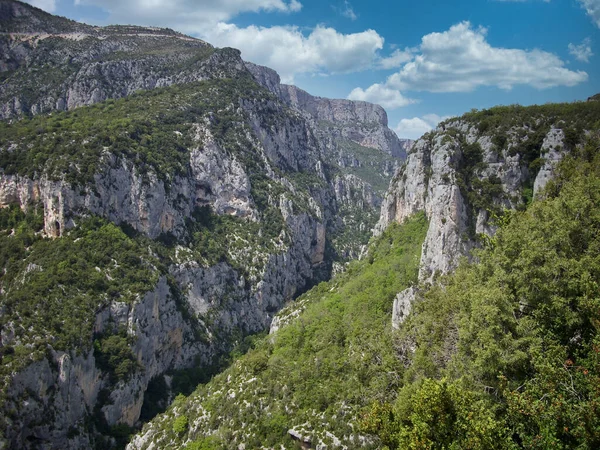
[
  {"x1": 377, "y1": 121, "x2": 570, "y2": 286},
  {"x1": 392, "y1": 287, "x2": 417, "y2": 329}
]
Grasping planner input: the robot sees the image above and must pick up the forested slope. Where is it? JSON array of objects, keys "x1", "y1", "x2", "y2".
[{"x1": 131, "y1": 112, "x2": 600, "y2": 450}]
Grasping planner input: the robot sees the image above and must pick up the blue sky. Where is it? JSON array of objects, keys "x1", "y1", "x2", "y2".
[{"x1": 25, "y1": 0, "x2": 600, "y2": 139}]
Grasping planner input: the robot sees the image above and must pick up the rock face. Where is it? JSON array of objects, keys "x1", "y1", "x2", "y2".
[
  {"x1": 376, "y1": 116, "x2": 582, "y2": 323},
  {"x1": 246, "y1": 62, "x2": 410, "y2": 159},
  {"x1": 392, "y1": 287, "x2": 417, "y2": 329},
  {"x1": 4, "y1": 278, "x2": 203, "y2": 450},
  {"x1": 0, "y1": 2, "x2": 406, "y2": 448},
  {"x1": 0, "y1": 0, "x2": 244, "y2": 119},
  {"x1": 0, "y1": 133, "x2": 255, "y2": 239}
]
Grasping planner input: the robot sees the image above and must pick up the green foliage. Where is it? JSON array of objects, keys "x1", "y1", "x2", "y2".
[
  {"x1": 330, "y1": 203, "x2": 379, "y2": 262},
  {"x1": 134, "y1": 213, "x2": 428, "y2": 449},
  {"x1": 361, "y1": 379, "x2": 510, "y2": 449},
  {"x1": 94, "y1": 332, "x2": 141, "y2": 383},
  {"x1": 185, "y1": 205, "x2": 286, "y2": 275},
  {"x1": 108, "y1": 423, "x2": 136, "y2": 450},
  {"x1": 333, "y1": 139, "x2": 398, "y2": 193},
  {"x1": 0, "y1": 214, "x2": 160, "y2": 393},
  {"x1": 460, "y1": 102, "x2": 600, "y2": 138},
  {"x1": 451, "y1": 139, "x2": 498, "y2": 236},
  {"x1": 0, "y1": 75, "x2": 267, "y2": 185},
  {"x1": 173, "y1": 415, "x2": 189, "y2": 434},
  {"x1": 185, "y1": 436, "x2": 220, "y2": 450},
  {"x1": 382, "y1": 134, "x2": 600, "y2": 448}
]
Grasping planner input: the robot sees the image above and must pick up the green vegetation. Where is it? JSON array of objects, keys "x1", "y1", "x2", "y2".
[
  {"x1": 335, "y1": 140, "x2": 397, "y2": 194},
  {"x1": 0, "y1": 75, "x2": 262, "y2": 184},
  {"x1": 94, "y1": 331, "x2": 141, "y2": 383},
  {"x1": 330, "y1": 203, "x2": 379, "y2": 261},
  {"x1": 460, "y1": 102, "x2": 600, "y2": 143},
  {"x1": 134, "y1": 212, "x2": 428, "y2": 449},
  {"x1": 0, "y1": 209, "x2": 160, "y2": 398},
  {"x1": 363, "y1": 134, "x2": 600, "y2": 448},
  {"x1": 437, "y1": 100, "x2": 600, "y2": 237},
  {"x1": 183, "y1": 205, "x2": 287, "y2": 281},
  {"x1": 459, "y1": 101, "x2": 600, "y2": 179},
  {"x1": 0, "y1": 211, "x2": 159, "y2": 352},
  {"x1": 136, "y1": 130, "x2": 600, "y2": 449}
]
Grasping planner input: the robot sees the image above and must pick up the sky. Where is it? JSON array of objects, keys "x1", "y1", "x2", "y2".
[{"x1": 23, "y1": 0, "x2": 600, "y2": 139}]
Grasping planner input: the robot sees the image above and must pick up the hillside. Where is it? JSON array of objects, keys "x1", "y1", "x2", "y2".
[
  {"x1": 130, "y1": 213, "x2": 428, "y2": 450},
  {"x1": 0, "y1": 1, "x2": 406, "y2": 448},
  {"x1": 130, "y1": 102, "x2": 600, "y2": 449}
]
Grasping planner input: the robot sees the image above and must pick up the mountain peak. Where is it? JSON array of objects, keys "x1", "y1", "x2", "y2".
[{"x1": 0, "y1": 0, "x2": 90, "y2": 34}]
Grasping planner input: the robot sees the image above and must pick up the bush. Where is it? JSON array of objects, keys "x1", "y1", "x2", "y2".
[{"x1": 173, "y1": 415, "x2": 189, "y2": 434}]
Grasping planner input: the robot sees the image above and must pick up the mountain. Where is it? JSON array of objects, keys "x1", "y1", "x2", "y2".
[
  {"x1": 127, "y1": 100, "x2": 600, "y2": 449},
  {"x1": 4, "y1": 2, "x2": 598, "y2": 449},
  {"x1": 0, "y1": 1, "x2": 406, "y2": 448}
]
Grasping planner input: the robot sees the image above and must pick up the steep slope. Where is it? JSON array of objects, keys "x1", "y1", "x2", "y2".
[
  {"x1": 363, "y1": 135, "x2": 600, "y2": 448},
  {"x1": 0, "y1": 2, "x2": 407, "y2": 448},
  {"x1": 0, "y1": 0, "x2": 217, "y2": 118},
  {"x1": 0, "y1": 0, "x2": 406, "y2": 260},
  {"x1": 246, "y1": 62, "x2": 411, "y2": 260},
  {"x1": 0, "y1": 68, "x2": 331, "y2": 450},
  {"x1": 128, "y1": 213, "x2": 428, "y2": 450},
  {"x1": 129, "y1": 100, "x2": 600, "y2": 449}
]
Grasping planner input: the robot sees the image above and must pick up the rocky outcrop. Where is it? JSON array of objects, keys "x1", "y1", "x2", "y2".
[
  {"x1": 392, "y1": 287, "x2": 417, "y2": 329},
  {"x1": 533, "y1": 127, "x2": 566, "y2": 196},
  {"x1": 3, "y1": 277, "x2": 203, "y2": 449},
  {"x1": 0, "y1": 3, "x2": 407, "y2": 448},
  {"x1": 333, "y1": 174, "x2": 380, "y2": 210},
  {"x1": 0, "y1": 128, "x2": 255, "y2": 238},
  {"x1": 0, "y1": 39, "x2": 245, "y2": 119},
  {"x1": 378, "y1": 119, "x2": 575, "y2": 321}
]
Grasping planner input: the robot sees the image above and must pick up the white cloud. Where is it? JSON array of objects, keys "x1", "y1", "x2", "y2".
[
  {"x1": 569, "y1": 38, "x2": 593, "y2": 62},
  {"x1": 203, "y1": 23, "x2": 384, "y2": 83},
  {"x1": 72, "y1": 0, "x2": 389, "y2": 83},
  {"x1": 394, "y1": 114, "x2": 450, "y2": 140},
  {"x1": 22, "y1": 0, "x2": 56, "y2": 12},
  {"x1": 341, "y1": 0, "x2": 357, "y2": 20},
  {"x1": 347, "y1": 83, "x2": 415, "y2": 109},
  {"x1": 386, "y1": 22, "x2": 587, "y2": 92},
  {"x1": 348, "y1": 21, "x2": 587, "y2": 111},
  {"x1": 74, "y1": 0, "x2": 302, "y2": 30},
  {"x1": 378, "y1": 48, "x2": 414, "y2": 69},
  {"x1": 578, "y1": 0, "x2": 600, "y2": 28}
]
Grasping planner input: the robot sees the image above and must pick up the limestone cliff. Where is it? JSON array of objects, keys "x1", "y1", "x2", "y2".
[
  {"x1": 376, "y1": 103, "x2": 600, "y2": 327},
  {"x1": 246, "y1": 62, "x2": 410, "y2": 159}
]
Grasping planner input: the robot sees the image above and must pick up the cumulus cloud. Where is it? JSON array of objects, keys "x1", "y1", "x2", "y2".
[
  {"x1": 348, "y1": 21, "x2": 587, "y2": 110},
  {"x1": 22, "y1": 0, "x2": 56, "y2": 12},
  {"x1": 203, "y1": 23, "x2": 384, "y2": 83},
  {"x1": 578, "y1": 0, "x2": 600, "y2": 28},
  {"x1": 387, "y1": 22, "x2": 587, "y2": 92},
  {"x1": 347, "y1": 83, "x2": 415, "y2": 109},
  {"x1": 350, "y1": 21, "x2": 587, "y2": 104},
  {"x1": 569, "y1": 38, "x2": 594, "y2": 62},
  {"x1": 74, "y1": 0, "x2": 302, "y2": 30},
  {"x1": 394, "y1": 114, "x2": 450, "y2": 140},
  {"x1": 378, "y1": 48, "x2": 414, "y2": 69}
]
